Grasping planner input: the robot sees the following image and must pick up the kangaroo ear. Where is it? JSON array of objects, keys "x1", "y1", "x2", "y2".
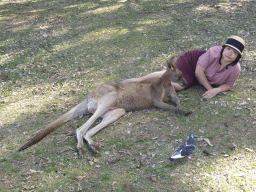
[{"x1": 167, "y1": 57, "x2": 177, "y2": 71}]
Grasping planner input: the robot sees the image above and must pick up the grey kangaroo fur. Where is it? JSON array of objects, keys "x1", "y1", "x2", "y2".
[{"x1": 18, "y1": 58, "x2": 191, "y2": 157}]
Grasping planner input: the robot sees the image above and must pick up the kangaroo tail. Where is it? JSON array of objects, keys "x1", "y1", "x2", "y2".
[
  {"x1": 18, "y1": 98, "x2": 89, "y2": 151},
  {"x1": 18, "y1": 114, "x2": 70, "y2": 151}
]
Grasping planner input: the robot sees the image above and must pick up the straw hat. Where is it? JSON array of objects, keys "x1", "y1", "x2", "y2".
[{"x1": 223, "y1": 36, "x2": 245, "y2": 55}]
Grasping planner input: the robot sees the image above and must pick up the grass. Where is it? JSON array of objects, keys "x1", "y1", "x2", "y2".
[{"x1": 1, "y1": 0, "x2": 256, "y2": 191}]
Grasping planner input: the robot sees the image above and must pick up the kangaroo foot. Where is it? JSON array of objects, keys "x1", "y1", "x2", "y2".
[
  {"x1": 78, "y1": 148, "x2": 84, "y2": 158},
  {"x1": 89, "y1": 144, "x2": 99, "y2": 154}
]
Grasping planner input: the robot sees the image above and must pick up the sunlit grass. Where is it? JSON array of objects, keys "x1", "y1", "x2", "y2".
[
  {"x1": 195, "y1": 152, "x2": 256, "y2": 191},
  {"x1": 195, "y1": 4, "x2": 216, "y2": 12},
  {"x1": 88, "y1": 4, "x2": 124, "y2": 14},
  {"x1": 84, "y1": 27, "x2": 130, "y2": 42}
]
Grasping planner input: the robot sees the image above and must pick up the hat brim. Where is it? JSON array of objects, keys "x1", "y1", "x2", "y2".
[{"x1": 223, "y1": 44, "x2": 242, "y2": 55}]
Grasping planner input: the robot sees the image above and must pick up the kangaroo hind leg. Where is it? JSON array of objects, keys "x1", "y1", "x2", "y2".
[
  {"x1": 84, "y1": 108, "x2": 126, "y2": 153},
  {"x1": 76, "y1": 91, "x2": 118, "y2": 158}
]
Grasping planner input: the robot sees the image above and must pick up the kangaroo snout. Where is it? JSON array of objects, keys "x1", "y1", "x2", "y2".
[{"x1": 180, "y1": 78, "x2": 187, "y2": 87}]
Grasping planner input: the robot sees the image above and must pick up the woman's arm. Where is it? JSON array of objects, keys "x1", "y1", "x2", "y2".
[
  {"x1": 195, "y1": 65, "x2": 213, "y2": 90},
  {"x1": 122, "y1": 69, "x2": 166, "y2": 83},
  {"x1": 195, "y1": 65, "x2": 231, "y2": 98},
  {"x1": 122, "y1": 69, "x2": 185, "y2": 91}
]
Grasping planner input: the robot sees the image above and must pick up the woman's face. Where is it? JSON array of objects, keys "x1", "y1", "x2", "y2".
[{"x1": 222, "y1": 46, "x2": 239, "y2": 63}]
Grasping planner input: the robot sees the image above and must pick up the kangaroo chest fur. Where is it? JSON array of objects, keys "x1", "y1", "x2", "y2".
[
  {"x1": 88, "y1": 83, "x2": 154, "y2": 112},
  {"x1": 114, "y1": 83, "x2": 154, "y2": 111}
]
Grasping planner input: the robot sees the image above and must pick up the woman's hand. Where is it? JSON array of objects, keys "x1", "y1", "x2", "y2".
[
  {"x1": 203, "y1": 88, "x2": 219, "y2": 99},
  {"x1": 203, "y1": 84, "x2": 231, "y2": 99}
]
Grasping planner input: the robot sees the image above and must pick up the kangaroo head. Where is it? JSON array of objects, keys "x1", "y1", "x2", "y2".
[{"x1": 165, "y1": 58, "x2": 187, "y2": 87}]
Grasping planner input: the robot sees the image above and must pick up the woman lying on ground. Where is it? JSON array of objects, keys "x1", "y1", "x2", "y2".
[{"x1": 123, "y1": 36, "x2": 245, "y2": 99}]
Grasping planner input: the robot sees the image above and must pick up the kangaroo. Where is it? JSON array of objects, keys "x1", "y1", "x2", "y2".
[{"x1": 18, "y1": 58, "x2": 190, "y2": 158}]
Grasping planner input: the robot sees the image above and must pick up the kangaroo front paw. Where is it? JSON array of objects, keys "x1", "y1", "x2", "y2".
[
  {"x1": 175, "y1": 109, "x2": 193, "y2": 116},
  {"x1": 175, "y1": 108, "x2": 183, "y2": 115},
  {"x1": 184, "y1": 111, "x2": 193, "y2": 116},
  {"x1": 89, "y1": 144, "x2": 99, "y2": 154}
]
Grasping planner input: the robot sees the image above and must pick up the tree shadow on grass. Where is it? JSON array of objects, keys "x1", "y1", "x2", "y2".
[{"x1": 1, "y1": 0, "x2": 255, "y2": 91}]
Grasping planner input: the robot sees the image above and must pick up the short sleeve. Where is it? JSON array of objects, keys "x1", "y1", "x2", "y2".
[{"x1": 197, "y1": 46, "x2": 222, "y2": 69}]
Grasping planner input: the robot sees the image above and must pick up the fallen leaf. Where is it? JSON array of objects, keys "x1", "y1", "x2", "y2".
[
  {"x1": 234, "y1": 173, "x2": 246, "y2": 177},
  {"x1": 151, "y1": 153, "x2": 156, "y2": 158},
  {"x1": 77, "y1": 175, "x2": 86, "y2": 181},
  {"x1": 78, "y1": 182, "x2": 82, "y2": 191},
  {"x1": 204, "y1": 138, "x2": 213, "y2": 146},
  {"x1": 89, "y1": 161, "x2": 94, "y2": 165},
  {"x1": 150, "y1": 175, "x2": 157, "y2": 182},
  {"x1": 245, "y1": 148, "x2": 254, "y2": 152},
  {"x1": 29, "y1": 169, "x2": 41, "y2": 173},
  {"x1": 22, "y1": 184, "x2": 35, "y2": 190},
  {"x1": 136, "y1": 135, "x2": 150, "y2": 142},
  {"x1": 199, "y1": 129, "x2": 204, "y2": 133},
  {"x1": 112, "y1": 181, "x2": 118, "y2": 191}
]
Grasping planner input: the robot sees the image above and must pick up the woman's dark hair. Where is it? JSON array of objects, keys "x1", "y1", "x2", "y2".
[{"x1": 220, "y1": 46, "x2": 242, "y2": 66}]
